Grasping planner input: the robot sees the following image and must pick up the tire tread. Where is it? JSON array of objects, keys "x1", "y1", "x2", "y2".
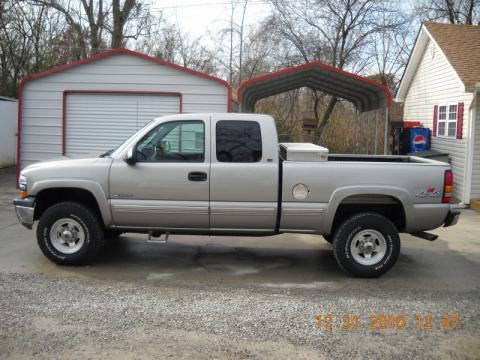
[
  {"x1": 332, "y1": 212, "x2": 400, "y2": 278},
  {"x1": 36, "y1": 201, "x2": 105, "y2": 266}
]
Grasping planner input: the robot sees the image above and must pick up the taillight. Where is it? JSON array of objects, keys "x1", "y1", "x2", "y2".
[{"x1": 442, "y1": 170, "x2": 453, "y2": 204}]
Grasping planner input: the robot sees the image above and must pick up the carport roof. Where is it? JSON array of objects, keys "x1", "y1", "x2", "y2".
[{"x1": 238, "y1": 62, "x2": 392, "y2": 113}]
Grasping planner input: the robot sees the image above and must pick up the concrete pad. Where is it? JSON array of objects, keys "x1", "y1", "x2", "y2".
[
  {"x1": 1, "y1": 171, "x2": 479, "y2": 359},
  {"x1": 1, "y1": 171, "x2": 479, "y2": 291}
]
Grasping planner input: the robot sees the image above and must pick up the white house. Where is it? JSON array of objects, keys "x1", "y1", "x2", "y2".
[
  {"x1": 0, "y1": 96, "x2": 18, "y2": 168},
  {"x1": 396, "y1": 22, "x2": 480, "y2": 206},
  {"x1": 17, "y1": 48, "x2": 233, "y2": 173}
]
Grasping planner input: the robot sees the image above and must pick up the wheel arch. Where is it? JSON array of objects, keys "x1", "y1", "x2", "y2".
[
  {"x1": 31, "y1": 180, "x2": 112, "y2": 226},
  {"x1": 323, "y1": 186, "x2": 413, "y2": 235}
]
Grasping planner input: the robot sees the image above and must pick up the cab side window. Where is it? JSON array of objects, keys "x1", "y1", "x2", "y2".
[
  {"x1": 216, "y1": 121, "x2": 262, "y2": 162},
  {"x1": 136, "y1": 120, "x2": 204, "y2": 162}
]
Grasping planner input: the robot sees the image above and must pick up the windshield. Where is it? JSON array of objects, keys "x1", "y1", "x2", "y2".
[{"x1": 109, "y1": 121, "x2": 154, "y2": 158}]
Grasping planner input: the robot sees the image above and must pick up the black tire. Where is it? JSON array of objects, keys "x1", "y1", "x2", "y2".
[
  {"x1": 332, "y1": 212, "x2": 400, "y2": 278},
  {"x1": 37, "y1": 202, "x2": 105, "y2": 266}
]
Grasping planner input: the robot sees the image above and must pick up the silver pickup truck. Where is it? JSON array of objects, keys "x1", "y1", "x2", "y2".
[{"x1": 14, "y1": 113, "x2": 460, "y2": 277}]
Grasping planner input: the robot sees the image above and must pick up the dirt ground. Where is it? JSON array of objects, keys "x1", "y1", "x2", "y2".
[{"x1": 1, "y1": 171, "x2": 479, "y2": 359}]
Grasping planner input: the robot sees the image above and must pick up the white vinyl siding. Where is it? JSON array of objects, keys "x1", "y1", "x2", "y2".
[
  {"x1": 20, "y1": 53, "x2": 229, "y2": 169},
  {"x1": 403, "y1": 39, "x2": 473, "y2": 202},
  {"x1": 471, "y1": 94, "x2": 480, "y2": 199},
  {"x1": 65, "y1": 93, "x2": 180, "y2": 156}
]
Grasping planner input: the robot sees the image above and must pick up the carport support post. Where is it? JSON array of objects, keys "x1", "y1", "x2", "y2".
[
  {"x1": 353, "y1": 109, "x2": 358, "y2": 153},
  {"x1": 383, "y1": 107, "x2": 389, "y2": 155},
  {"x1": 358, "y1": 112, "x2": 363, "y2": 154},
  {"x1": 366, "y1": 112, "x2": 371, "y2": 154},
  {"x1": 374, "y1": 110, "x2": 378, "y2": 155}
]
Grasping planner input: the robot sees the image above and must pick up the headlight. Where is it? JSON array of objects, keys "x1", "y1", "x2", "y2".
[{"x1": 18, "y1": 175, "x2": 28, "y2": 197}]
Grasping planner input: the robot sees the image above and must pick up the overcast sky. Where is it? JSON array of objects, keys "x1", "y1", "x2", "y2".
[
  {"x1": 149, "y1": 1, "x2": 417, "y2": 35},
  {"x1": 149, "y1": 0, "x2": 272, "y2": 38}
]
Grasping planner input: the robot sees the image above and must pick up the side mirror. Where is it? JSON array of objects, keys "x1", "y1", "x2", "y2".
[{"x1": 124, "y1": 147, "x2": 137, "y2": 165}]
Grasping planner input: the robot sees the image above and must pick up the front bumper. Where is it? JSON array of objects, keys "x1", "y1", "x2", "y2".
[
  {"x1": 13, "y1": 197, "x2": 35, "y2": 229},
  {"x1": 443, "y1": 209, "x2": 460, "y2": 227}
]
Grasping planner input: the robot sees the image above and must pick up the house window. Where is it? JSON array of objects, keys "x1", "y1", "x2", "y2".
[{"x1": 437, "y1": 104, "x2": 457, "y2": 138}]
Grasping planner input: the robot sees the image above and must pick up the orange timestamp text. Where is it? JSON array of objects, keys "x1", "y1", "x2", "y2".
[{"x1": 315, "y1": 313, "x2": 461, "y2": 332}]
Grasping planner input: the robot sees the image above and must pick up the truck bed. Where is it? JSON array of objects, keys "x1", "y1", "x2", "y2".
[
  {"x1": 279, "y1": 143, "x2": 442, "y2": 164},
  {"x1": 327, "y1": 154, "x2": 443, "y2": 164},
  {"x1": 279, "y1": 154, "x2": 451, "y2": 234}
]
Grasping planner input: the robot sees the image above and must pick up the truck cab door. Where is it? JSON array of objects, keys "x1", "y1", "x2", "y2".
[
  {"x1": 209, "y1": 114, "x2": 279, "y2": 233},
  {"x1": 109, "y1": 115, "x2": 210, "y2": 229}
]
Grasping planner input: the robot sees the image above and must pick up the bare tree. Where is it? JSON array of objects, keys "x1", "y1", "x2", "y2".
[
  {"x1": 31, "y1": 0, "x2": 152, "y2": 52},
  {"x1": 211, "y1": 0, "x2": 251, "y2": 87},
  {"x1": 30, "y1": 0, "x2": 90, "y2": 57},
  {"x1": 367, "y1": 7, "x2": 414, "y2": 92},
  {"x1": 237, "y1": 0, "x2": 249, "y2": 84},
  {"x1": 111, "y1": 0, "x2": 136, "y2": 48},
  {"x1": 136, "y1": 21, "x2": 217, "y2": 75},
  {"x1": 0, "y1": 1, "x2": 67, "y2": 96},
  {"x1": 235, "y1": 20, "x2": 278, "y2": 81},
  {"x1": 268, "y1": 0, "x2": 403, "y2": 138},
  {"x1": 415, "y1": 0, "x2": 480, "y2": 24},
  {"x1": 81, "y1": 0, "x2": 105, "y2": 53}
]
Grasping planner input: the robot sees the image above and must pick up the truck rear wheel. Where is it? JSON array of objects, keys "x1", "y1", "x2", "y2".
[
  {"x1": 37, "y1": 202, "x2": 105, "y2": 266},
  {"x1": 332, "y1": 212, "x2": 400, "y2": 278}
]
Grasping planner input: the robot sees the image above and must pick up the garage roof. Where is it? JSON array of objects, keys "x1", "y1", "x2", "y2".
[
  {"x1": 238, "y1": 62, "x2": 392, "y2": 113},
  {"x1": 18, "y1": 48, "x2": 233, "y2": 111}
]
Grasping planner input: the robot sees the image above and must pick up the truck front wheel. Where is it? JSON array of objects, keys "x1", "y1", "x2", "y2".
[
  {"x1": 332, "y1": 212, "x2": 400, "y2": 278},
  {"x1": 37, "y1": 202, "x2": 105, "y2": 266}
]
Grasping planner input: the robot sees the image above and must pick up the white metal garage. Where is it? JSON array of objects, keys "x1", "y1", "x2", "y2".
[{"x1": 17, "y1": 48, "x2": 232, "y2": 173}]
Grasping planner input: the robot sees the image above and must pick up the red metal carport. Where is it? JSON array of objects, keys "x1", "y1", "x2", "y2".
[{"x1": 237, "y1": 62, "x2": 392, "y2": 154}]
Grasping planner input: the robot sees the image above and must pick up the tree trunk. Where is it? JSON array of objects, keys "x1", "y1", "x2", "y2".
[
  {"x1": 465, "y1": 0, "x2": 475, "y2": 24},
  {"x1": 228, "y1": 4, "x2": 234, "y2": 85},
  {"x1": 111, "y1": 0, "x2": 123, "y2": 48},
  {"x1": 313, "y1": 90, "x2": 320, "y2": 125},
  {"x1": 0, "y1": 52, "x2": 8, "y2": 96},
  {"x1": 315, "y1": 97, "x2": 337, "y2": 139},
  {"x1": 446, "y1": 0, "x2": 457, "y2": 23},
  {"x1": 90, "y1": 25, "x2": 100, "y2": 53},
  {"x1": 111, "y1": 0, "x2": 136, "y2": 49}
]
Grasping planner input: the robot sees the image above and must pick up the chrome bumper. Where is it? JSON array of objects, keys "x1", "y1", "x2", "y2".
[
  {"x1": 13, "y1": 197, "x2": 35, "y2": 229},
  {"x1": 443, "y1": 209, "x2": 460, "y2": 227}
]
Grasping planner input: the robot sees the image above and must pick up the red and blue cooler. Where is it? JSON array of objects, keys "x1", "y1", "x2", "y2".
[{"x1": 408, "y1": 128, "x2": 430, "y2": 153}]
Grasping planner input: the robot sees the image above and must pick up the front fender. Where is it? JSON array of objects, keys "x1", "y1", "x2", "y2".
[
  {"x1": 323, "y1": 185, "x2": 414, "y2": 234},
  {"x1": 30, "y1": 179, "x2": 112, "y2": 226}
]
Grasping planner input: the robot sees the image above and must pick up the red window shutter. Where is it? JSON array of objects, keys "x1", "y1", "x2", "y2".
[
  {"x1": 456, "y1": 102, "x2": 464, "y2": 139},
  {"x1": 432, "y1": 105, "x2": 438, "y2": 136}
]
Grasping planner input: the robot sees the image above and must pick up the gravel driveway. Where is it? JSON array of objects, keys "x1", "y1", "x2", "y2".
[{"x1": 1, "y1": 171, "x2": 479, "y2": 359}]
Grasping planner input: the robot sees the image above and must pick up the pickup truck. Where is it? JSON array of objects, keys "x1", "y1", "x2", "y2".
[{"x1": 14, "y1": 113, "x2": 460, "y2": 277}]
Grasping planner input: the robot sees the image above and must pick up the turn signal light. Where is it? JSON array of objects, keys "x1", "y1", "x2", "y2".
[
  {"x1": 442, "y1": 170, "x2": 453, "y2": 204},
  {"x1": 19, "y1": 191, "x2": 28, "y2": 199}
]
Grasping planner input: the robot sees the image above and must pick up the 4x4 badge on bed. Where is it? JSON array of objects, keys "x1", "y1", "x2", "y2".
[{"x1": 416, "y1": 187, "x2": 441, "y2": 198}]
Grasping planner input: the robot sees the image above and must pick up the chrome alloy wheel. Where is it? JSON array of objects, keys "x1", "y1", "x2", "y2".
[
  {"x1": 49, "y1": 218, "x2": 85, "y2": 254},
  {"x1": 350, "y1": 229, "x2": 387, "y2": 266}
]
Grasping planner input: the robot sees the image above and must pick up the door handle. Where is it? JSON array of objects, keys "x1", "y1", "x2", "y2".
[{"x1": 188, "y1": 171, "x2": 207, "y2": 182}]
